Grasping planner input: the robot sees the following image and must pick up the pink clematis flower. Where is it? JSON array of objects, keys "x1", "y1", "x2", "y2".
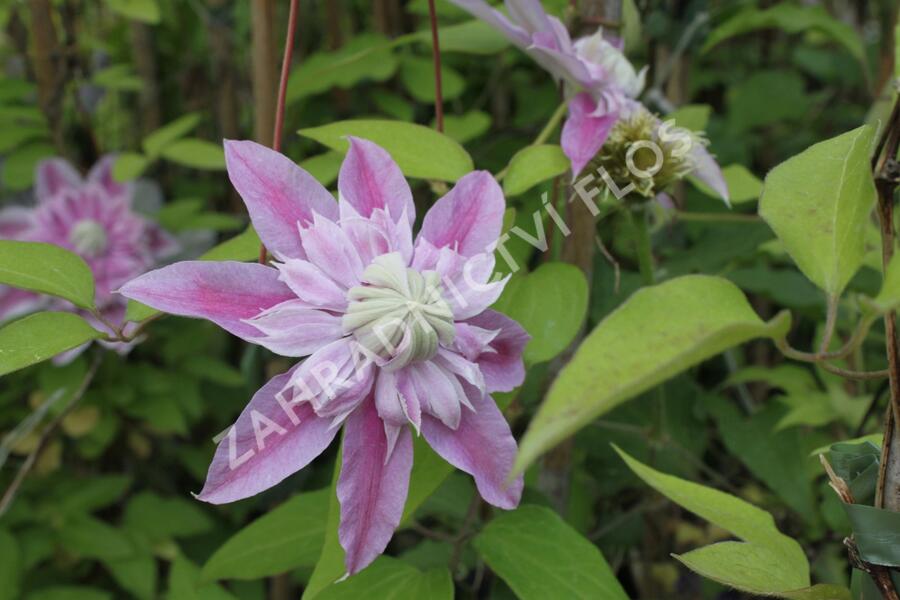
[
  {"x1": 449, "y1": 0, "x2": 729, "y2": 201},
  {"x1": 119, "y1": 138, "x2": 528, "y2": 575},
  {"x1": 0, "y1": 156, "x2": 179, "y2": 359}
]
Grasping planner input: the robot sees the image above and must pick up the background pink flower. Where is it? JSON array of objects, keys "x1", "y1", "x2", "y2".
[
  {"x1": 0, "y1": 156, "x2": 179, "y2": 359},
  {"x1": 120, "y1": 137, "x2": 528, "y2": 575}
]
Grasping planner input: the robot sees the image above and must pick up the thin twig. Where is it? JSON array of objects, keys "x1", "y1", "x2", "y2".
[
  {"x1": 819, "y1": 363, "x2": 890, "y2": 381},
  {"x1": 259, "y1": 0, "x2": 300, "y2": 265},
  {"x1": 595, "y1": 234, "x2": 620, "y2": 294},
  {"x1": 426, "y1": 0, "x2": 443, "y2": 132},
  {"x1": 0, "y1": 353, "x2": 101, "y2": 517}
]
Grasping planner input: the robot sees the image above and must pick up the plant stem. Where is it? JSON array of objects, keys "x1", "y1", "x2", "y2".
[
  {"x1": 426, "y1": 0, "x2": 443, "y2": 132},
  {"x1": 674, "y1": 211, "x2": 760, "y2": 223},
  {"x1": 624, "y1": 206, "x2": 654, "y2": 285},
  {"x1": 258, "y1": 0, "x2": 300, "y2": 264}
]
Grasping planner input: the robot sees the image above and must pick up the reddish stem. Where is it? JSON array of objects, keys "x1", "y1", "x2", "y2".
[
  {"x1": 426, "y1": 0, "x2": 444, "y2": 132},
  {"x1": 259, "y1": 0, "x2": 300, "y2": 264}
]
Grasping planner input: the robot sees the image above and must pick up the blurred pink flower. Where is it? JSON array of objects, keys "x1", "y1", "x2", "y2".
[
  {"x1": 449, "y1": 0, "x2": 729, "y2": 201},
  {"x1": 120, "y1": 138, "x2": 527, "y2": 575},
  {"x1": 0, "y1": 156, "x2": 178, "y2": 360}
]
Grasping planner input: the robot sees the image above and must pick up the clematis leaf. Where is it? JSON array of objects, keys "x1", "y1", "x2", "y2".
[
  {"x1": 142, "y1": 113, "x2": 201, "y2": 158},
  {"x1": 299, "y1": 120, "x2": 473, "y2": 182},
  {"x1": 105, "y1": 0, "x2": 160, "y2": 24},
  {"x1": 473, "y1": 505, "x2": 628, "y2": 600},
  {"x1": 0, "y1": 312, "x2": 104, "y2": 376},
  {"x1": 0, "y1": 241, "x2": 95, "y2": 309},
  {"x1": 160, "y1": 139, "x2": 226, "y2": 170},
  {"x1": 316, "y1": 557, "x2": 451, "y2": 600},
  {"x1": 502, "y1": 144, "x2": 569, "y2": 197},
  {"x1": 759, "y1": 125, "x2": 876, "y2": 297},
  {"x1": 514, "y1": 275, "x2": 790, "y2": 473},
  {"x1": 202, "y1": 489, "x2": 329, "y2": 581},
  {"x1": 691, "y1": 164, "x2": 763, "y2": 205},
  {"x1": 842, "y1": 504, "x2": 900, "y2": 567},
  {"x1": 0, "y1": 530, "x2": 20, "y2": 600}
]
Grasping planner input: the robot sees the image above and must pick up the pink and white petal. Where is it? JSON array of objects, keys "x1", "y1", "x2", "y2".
[
  {"x1": 244, "y1": 300, "x2": 345, "y2": 357},
  {"x1": 145, "y1": 223, "x2": 181, "y2": 260},
  {"x1": 224, "y1": 140, "x2": 338, "y2": 260},
  {"x1": 275, "y1": 259, "x2": 349, "y2": 311},
  {"x1": 452, "y1": 322, "x2": 500, "y2": 362},
  {"x1": 338, "y1": 398, "x2": 413, "y2": 575},
  {"x1": 419, "y1": 171, "x2": 505, "y2": 257},
  {"x1": 34, "y1": 158, "x2": 82, "y2": 201},
  {"x1": 0, "y1": 287, "x2": 44, "y2": 322},
  {"x1": 197, "y1": 366, "x2": 338, "y2": 504},
  {"x1": 342, "y1": 207, "x2": 413, "y2": 267},
  {"x1": 445, "y1": 256, "x2": 508, "y2": 320},
  {"x1": 87, "y1": 155, "x2": 130, "y2": 198},
  {"x1": 691, "y1": 144, "x2": 730, "y2": 206},
  {"x1": 299, "y1": 214, "x2": 365, "y2": 289},
  {"x1": 434, "y1": 348, "x2": 485, "y2": 395},
  {"x1": 407, "y1": 361, "x2": 463, "y2": 430},
  {"x1": 118, "y1": 260, "x2": 295, "y2": 341},
  {"x1": 561, "y1": 93, "x2": 618, "y2": 177},
  {"x1": 448, "y1": 0, "x2": 530, "y2": 47},
  {"x1": 0, "y1": 206, "x2": 34, "y2": 238},
  {"x1": 505, "y1": 0, "x2": 553, "y2": 35},
  {"x1": 339, "y1": 137, "x2": 415, "y2": 226},
  {"x1": 375, "y1": 370, "x2": 421, "y2": 431},
  {"x1": 466, "y1": 309, "x2": 529, "y2": 392},
  {"x1": 421, "y1": 389, "x2": 523, "y2": 509}
]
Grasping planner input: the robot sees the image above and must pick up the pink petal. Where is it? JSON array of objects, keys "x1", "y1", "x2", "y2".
[
  {"x1": 197, "y1": 366, "x2": 338, "y2": 504},
  {"x1": 561, "y1": 93, "x2": 618, "y2": 177},
  {"x1": 400, "y1": 361, "x2": 465, "y2": 430},
  {"x1": 338, "y1": 398, "x2": 413, "y2": 575},
  {"x1": 418, "y1": 171, "x2": 505, "y2": 257},
  {"x1": 299, "y1": 214, "x2": 365, "y2": 289},
  {"x1": 87, "y1": 155, "x2": 130, "y2": 198},
  {"x1": 338, "y1": 137, "x2": 415, "y2": 226},
  {"x1": 447, "y1": 0, "x2": 531, "y2": 47},
  {"x1": 0, "y1": 287, "x2": 43, "y2": 322},
  {"x1": 0, "y1": 206, "x2": 34, "y2": 238},
  {"x1": 224, "y1": 140, "x2": 338, "y2": 261},
  {"x1": 506, "y1": 0, "x2": 553, "y2": 34},
  {"x1": 466, "y1": 309, "x2": 529, "y2": 392},
  {"x1": 413, "y1": 242, "x2": 507, "y2": 320},
  {"x1": 118, "y1": 260, "x2": 295, "y2": 341},
  {"x1": 275, "y1": 259, "x2": 349, "y2": 311},
  {"x1": 691, "y1": 144, "x2": 730, "y2": 206},
  {"x1": 421, "y1": 388, "x2": 523, "y2": 509},
  {"x1": 145, "y1": 223, "x2": 181, "y2": 260},
  {"x1": 243, "y1": 299, "x2": 345, "y2": 357},
  {"x1": 35, "y1": 158, "x2": 82, "y2": 200},
  {"x1": 375, "y1": 370, "x2": 422, "y2": 431}
]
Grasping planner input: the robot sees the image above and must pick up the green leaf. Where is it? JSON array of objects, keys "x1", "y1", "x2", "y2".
[
  {"x1": 316, "y1": 557, "x2": 452, "y2": 600},
  {"x1": 667, "y1": 104, "x2": 711, "y2": 132},
  {"x1": 873, "y1": 252, "x2": 900, "y2": 313},
  {"x1": 474, "y1": 505, "x2": 628, "y2": 600},
  {"x1": 168, "y1": 555, "x2": 238, "y2": 600},
  {"x1": 399, "y1": 57, "x2": 465, "y2": 103},
  {"x1": 436, "y1": 110, "x2": 491, "y2": 144},
  {"x1": 199, "y1": 225, "x2": 261, "y2": 262},
  {"x1": 759, "y1": 124, "x2": 877, "y2": 297},
  {"x1": 299, "y1": 120, "x2": 473, "y2": 182},
  {"x1": 2, "y1": 143, "x2": 55, "y2": 191},
  {"x1": 104, "y1": 550, "x2": 156, "y2": 600},
  {"x1": 703, "y1": 4, "x2": 865, "y2": 64},
  {"x1": 843, "y1": 504, "x2": 900, "y2": 566},
  {"x1": 92, "y1": 64, "x2": 142, "y2": 91},
  {"x1": 26, "y1": 587, "x2": 112, "y2": 600},
  {"x1": 429, "y1": 20, "x2": 509, "y2": 54},
  {"x1": 515, "y1": 275, "x2": 790, "y2": 472},
  {"x1": 0, "y1": 530, "x2": 21, "y2": 600},
  {"x1": 105, "y1": 0, "x2": 160, "y2": 23},
  {"x1": 160, "y1": 139, "x2": 226, "y2": 170},
  {"x1": 502, "y1": 144, "x2": 569, "y2": 197},
  {"x1": 56, "y1": 475, "x2": 132, "y2": 515},
  {"x1": 0, "y1": 312, "x2": 103, "y2": 376},
  {"x1": 0, "y1": 241, "x2": 95, "y2": 309},
  {"x1": 0, "y1": 124, "x2": 49, "y2": 154},
  {"x1": 286, "y1": 34, "x2": 398, "y2": 103},
  {"x1": 143, "y1": 113, "x2": 201, "y2": 157},
  {"x1": 112, "y1": 152, "x2": 152, "y2": 182},
  {"x1": 691, "y1": 164, "x2": 763, "y2": 204},
  {"x1": 123, "y1": 492, "x2": 213, "y2": 541},
  {"x1": 492, "y1": 262, "x2": 588, "y2": 364},
  {"x1": 202, "y1": 489, "x2": 329, "y2": 581},
  {"x1": 58, "y1": 515, "x2": 134, "y2": 561},
  {"x1": 615, "y1": 446, "x2": 816, "y2": 597},
  {"x1": 299, "y1": 152, "x2": 343, "y2": 187}
]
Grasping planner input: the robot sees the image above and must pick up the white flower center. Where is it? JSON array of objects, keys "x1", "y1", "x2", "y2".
[
  {"x1": 574, "y1": 29, "x2": 646, "y2": 98},
  {"x1": 342, "y1": 252, "x2": 455, "y2": 370},
  {"x1": 69, "y1": 219, "x2": 108, "y2": 258}
]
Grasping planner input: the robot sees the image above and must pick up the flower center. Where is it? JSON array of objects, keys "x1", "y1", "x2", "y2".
[
  {"x1": 69, "y1": 219, "x2": 108, "y2": 258},
  {"x1": 342, "y1": 252, "x2": 455, "y2": 370}
]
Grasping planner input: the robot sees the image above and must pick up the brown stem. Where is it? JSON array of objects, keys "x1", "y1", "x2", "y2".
[
  {"x1": 130, "y1": 22, "x2": 162, "y2": 137},
  {"x1": 426, "y1": 0, "x2": 444, "y2": 132},
  {"x1": 256, "y1": 0, "x2": 300, "y2": 264},
  {"x1": 27, "y1": 0, "x2": 66, "y2": 155}
]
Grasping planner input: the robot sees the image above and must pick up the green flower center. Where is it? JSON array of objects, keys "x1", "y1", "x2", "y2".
[
  {"x1": 69, "y1": 219, "x2": 108, "y2": 258},
  {"x1": 342, "y1": 253, "x2": 455, "y2": 370}
]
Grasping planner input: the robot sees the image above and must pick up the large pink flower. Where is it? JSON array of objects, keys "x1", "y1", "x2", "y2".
[
  {"x1": 449, "y1": 0, "x2": 729, "y2": 200},
  {"x1": 120, "y1": 138, "x2": 528, "y2": 575},
  {"x1": 0, "y1": 156, "x2": 178, "y2": 358}
]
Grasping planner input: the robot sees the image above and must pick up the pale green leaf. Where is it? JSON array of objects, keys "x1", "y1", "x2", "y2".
[
  {"x1": 399, "y1": 57, "x2": 465, "y2": 103},
  {"x1": 436, "y1": 111, "x2": 491, "y2": 144},
  {"x1": 759, "y1": 124, "x2": 877, "y2": 296},
  {"x1": 202, "y1": 489, "x2": 329, "y2": 581},
  {"x1": 112, "y1": 152, "x2": 152, "y2": 182},
  {"x1": 299, "y1": 152, "x2": 343, "y2": 187},
  {"x1": 515, "y1": 275, "x2": 791, "y2": 473},
  {"x1": 502, "y1": 144, "x2": 569, "y2": 197},
  {"x1": 0, "y1": 241, "x2": 95, "y2": 309},
  {"x1": 492, "y1": 262, "x2": 588, "y2": 364},
  {"x1": 691, "y1": 164, "x2": 763, "y2": 205},
  {"x1": 160, "y1": 139, "x2": 226, "y2": 170},
  {"x1": 667, "y1": 104, "x2": 711, "y2": 132},
  {"x1": 0, "y1": 312, "x2": 103, "y2": 376},
  {"x1": 810, "y1": 433, "x2": 883, "y2": 457},
  {"x1": 105, "y1": 0, "x2": 160, "y2": 23},
  {"x1": 429, "y1": 20, "x2": 509, "y2": 54},
  {"x1": 872, "y1": 252, "x2": 900, "y2": 313},
  {"x1": 92, "y1": 64, "x2": 142, "y2": 91},
  {"x1": 316, "y1": 557, "x2": 452, "y2": 600},
  {"x1": 167, "y1": 555, "x2": 237, "y2": 600},
  {"x1": 299, "y1": 120, "x2": 473, "y2": 181},
  {"x1": 474, "y1": 505, "x2": 628, "y2": 600},
  {"x1": 142, "y1": 113, "x2": 201, "y2": 157},
  {"x1": 199, "y1": 225, "x2": 261, "y2": 262}
]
